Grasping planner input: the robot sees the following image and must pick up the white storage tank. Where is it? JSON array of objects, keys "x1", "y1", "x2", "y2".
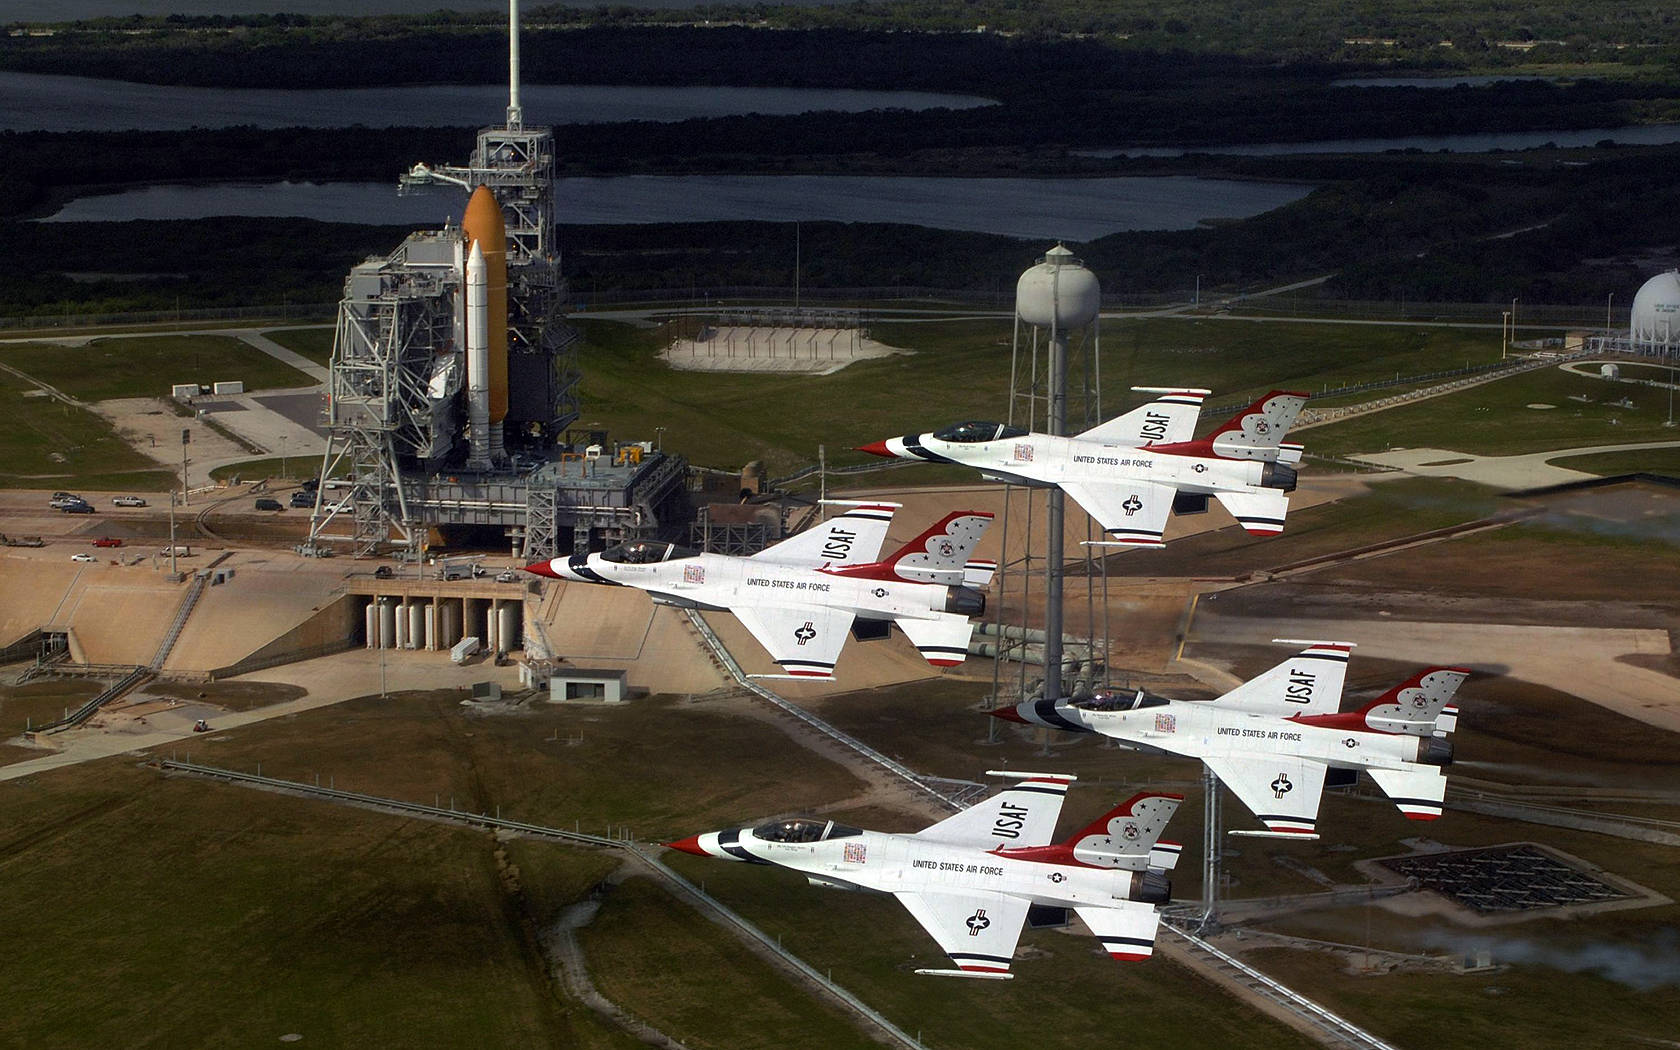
[
  {"x1": 497, "y1": 602, "x2": 520, "y2": 652},
  {"x1": 364, "y1": 600, "x2": 378, "y2": 649},
  {"x1": 378, "y1": 598, "x2": 397, "y2": 649},
  {"x1": 1630, "y1": 269, "x2": 1680, "y2": 351}
]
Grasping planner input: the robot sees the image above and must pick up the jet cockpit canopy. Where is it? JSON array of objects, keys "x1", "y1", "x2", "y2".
[
  {"x1": 1071, "y1": 690, "x2": 1169, "y2": 712},
  {"x1": 601, "y1": 541, "x2": 698, "y2": 564},
  {"x1": 753, "y1": 818, "x2": 862, "y2": 843},
  {"x1": 933, "y1": 421, "x2": 1029, "y2": 443}
]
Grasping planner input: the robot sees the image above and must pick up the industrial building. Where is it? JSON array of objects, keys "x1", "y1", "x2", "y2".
[{"x1": 306, "y1": 15, "x2": 687, "y2": 561}]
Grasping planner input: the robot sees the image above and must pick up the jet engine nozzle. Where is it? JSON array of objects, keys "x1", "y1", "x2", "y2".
[
  {"x1": 1131, "y1": 869, "x2": 1172, "y2": 905},
  {"x1": 1260, "y1": 461, "x2": 1298, "y2": 492},
  {"x1": 944, "y1": 585, "x2": 986, "y2": 617},
  {"x1": 1418, "y1": 736, "x2": 1454, "y2": 767}
]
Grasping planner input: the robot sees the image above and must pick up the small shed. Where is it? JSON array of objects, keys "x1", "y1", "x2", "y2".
[{"x1": 545, "y1": 668, "x2": 628, "y2": 704}]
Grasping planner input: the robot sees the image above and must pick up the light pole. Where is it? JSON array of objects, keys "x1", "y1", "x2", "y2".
[
  {"x1": 280, "y1": 434, "x2": 288, "y2": 481},
  {"x1": 1195, "y1": 274, "x2": 1201, "y2": 307},
  {"x1": 654, "y1": 426, "x2": 665, "y2": 452},
  {"x1": 1606, "y1": 291, "x2": 1615, "y2": 333},
  {"x1": 1501, "y1": 311, "x2": 1510, "y2": 360},
  {"x1": 168, "y1": 489, "x2": 178, "y2": 577}
]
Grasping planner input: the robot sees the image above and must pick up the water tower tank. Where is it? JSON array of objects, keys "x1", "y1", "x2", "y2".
[{"x1": 1016, "y1": 244, "x2": 1101, "y2": 330}]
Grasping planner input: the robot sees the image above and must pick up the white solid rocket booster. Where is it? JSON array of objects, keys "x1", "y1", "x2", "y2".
[{"x1": 465, "y1": 239, "x2": 492, "y2": 468}]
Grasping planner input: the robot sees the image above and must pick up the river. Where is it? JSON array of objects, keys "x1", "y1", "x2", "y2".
[{"x1": 39, "y1": 175, "x2": 1318, "y2": 241}]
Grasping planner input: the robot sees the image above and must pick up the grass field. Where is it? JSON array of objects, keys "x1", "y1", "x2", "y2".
[
  {"x1": 1549, "y1": 444, "x2": 1680, "y2": 475},
  {"x1": 261, "y1": 326, "x2": 335, "y2": 367},
  {"x1": 0, "y1": 762, "x2": 600, "y2": 1049},
  {"x1": 1305, "y1": 365, "x2": 1680, "y2": 458},
  {"x1": 0, "y1": 335, "x2": 314, "y2": 403},
  {"x1": 579, "y1": 876, "x2": 887, "y2": 1050},
  {"x1": 209, "y1": 456, "x2": 340, "y2": 483},
  {"x1": 0, "y1": 370, "x2": 174, "y2": 488},
  {"x1": 574, "y1": 315, "x2": 1506, "y2": 476},
  {"x1": 0, "y1": 678, "x2": 102, "y2": 733}
]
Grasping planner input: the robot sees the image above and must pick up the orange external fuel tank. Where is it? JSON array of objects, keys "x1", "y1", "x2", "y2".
[{"x1": 461, "y1": 185, "x2": 509, "y2": 424}]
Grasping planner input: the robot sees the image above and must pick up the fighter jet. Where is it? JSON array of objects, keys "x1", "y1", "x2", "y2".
[
  {"x1": 525, "y1": 503, "x2": 995, "y2": 680},
  {"x1": 666, "y1": 772, "x2": 1182, "y2": 979},
  {"x1": 858, "y1": 388, "x2": 1308, "y2": 546},
  {"x1": 995, "y1": 643, "x2": 1469, "y2": 838}
]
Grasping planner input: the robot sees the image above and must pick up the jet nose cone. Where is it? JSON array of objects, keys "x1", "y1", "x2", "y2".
[
  {"x1": 856, "y1": 440, "x2": 896, "y2": 458},
  {"x1": 990, "y1": 706, "x2": 1028, "y2": 724},
  {"x1": 664, "y1": 835, "x2": 710, "y2": 857},
  {"x1": 523, "y1": 561, "x2": 561, "y2": 579}
]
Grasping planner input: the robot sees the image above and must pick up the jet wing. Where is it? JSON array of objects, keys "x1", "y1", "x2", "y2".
[
  {"x1": 751, "y1": 503, "x2": 897, "y2": 568},
  {"x1": 732, "y1": 605, "x2": 854, "y2": 679},
  {"x1": 1064, "y1": 480, "x2": 1174, "y2": 547},
  {"x1": 1074, "y1": 900, "x2": 1161, "y2": 962},
  {"x1": 1204, "y1": 754, "x2": 1327, "y2": 837},
  {"x1": 894, "y1": 615, "x2": 976, "y2": 669},
  {"x1": 895, "y1": 890, "x2": 1028, "y2": 978},
  {"x1": 914, "y1": 773, "x2": 1072, "y2": 848}
]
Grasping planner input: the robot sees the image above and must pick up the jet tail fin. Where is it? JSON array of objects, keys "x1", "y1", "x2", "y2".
[
  {"x1": 1060, "y1": 792, "x2": 1183, "y2": 868},
  {"x1": 1210, "y1": 641, "x2": 1352, "y2": 717},
  {"x1": 827, "y1": 511, "x2": 994, "y2": 584},
  {"x1": 1077, "y1": 388, "x2": 1210, "y2": 446},
  {"x1": 1151, "y1": 390, "x2": 1309, "y2": 462}
]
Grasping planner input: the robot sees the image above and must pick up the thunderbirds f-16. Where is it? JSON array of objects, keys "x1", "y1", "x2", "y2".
[
  {"x1": 859, "y1": 388, "x2": 1309, "y2": 546},
  {"x1": 667, "y1": 773, "x2": 1181, "y2": 979},
  {"x1": 525, "y1": 503, "x2": 994, "y2": 680},
  {"x1": 995, "y1": 643, "x2": 1469, "y2": 838}
]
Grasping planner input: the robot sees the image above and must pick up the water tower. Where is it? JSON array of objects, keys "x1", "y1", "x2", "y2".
[{"x1": 998, "y1": 245, "x2": 1102, "y2": 713}]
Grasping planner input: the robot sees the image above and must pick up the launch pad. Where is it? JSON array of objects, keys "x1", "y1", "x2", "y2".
[{"x1": 305, "y1": 13, "x2": 687, "y2": 560}]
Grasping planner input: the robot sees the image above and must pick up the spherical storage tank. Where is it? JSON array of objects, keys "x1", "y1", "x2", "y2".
[
  {"x1": 1630, "y1": 269, "x2": 1680, "y2": 351},
  {"x1": 1017, "y1": 244, "x2": 1101, "y2": 331}
]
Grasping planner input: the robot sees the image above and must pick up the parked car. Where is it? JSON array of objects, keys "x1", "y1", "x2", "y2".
[
  {"x1": 60, "y1": 503, "x2": 94, "y2": 514},
  {"x1": 496, "y1": 569, "x2": 518, "y2": 583},
  {"x1": 111, "y1": 496, "x2": 147, "y2": 508},
  {"x1": 92, "y1": 537, "x2": 123, "y2": 548},
  {"x1": 70, "y1": 552, "x2": 97, "y2": 563},
  {"x1": 49, "y1": 496, "x2": 84, "y2": 509},
  {"x1": 373, "y1": 565, "x2": 394, "y2": 579},
  {"x1": 289, "y1": 491, "x2": 314, "y2": 508},
  {"x1": 254, "y1": 498, "x2": 283, "y2": 511},
  {"x1": 52, "y1": 490, "x2": 76, "y2": 500}
]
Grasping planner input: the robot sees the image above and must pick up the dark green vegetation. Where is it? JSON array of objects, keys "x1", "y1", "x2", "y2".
[
  {"x1": 0, "y1": 369, "x2": 174, "y2": 487},
  {"x1": 1, "y1": 7, "x2": 1679, "y2": 318},
  {"x1": 0, "y1": 335, "x2": 313, "y2": 402},
  {"x1": 261, "y1": 325, "x2": 336, "y2": 366},
  {"x1": 1554, "y1": 444, "x2": 1680, "y2": 474},
  {"x1": 0, "y1": 678, "x2": 101, "y2": 733},
  {"x1": 1307, "y1": 365, "x2": 1680, "y2": 457}
]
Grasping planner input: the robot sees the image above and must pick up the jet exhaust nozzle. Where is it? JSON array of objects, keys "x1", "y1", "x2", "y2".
[
  {"x1": 1419, "y1": 736, "x2": 1454, "y2": 767},
  {"x1": 944, "y1": 586, "x2": 986, "y2": 617},
  {"x1": 1131, "y1": 870, "x2": 1172, "y2": 905},
  {"x1": 1260, "y1": 461, "x2": 1298, "y2": 492}
]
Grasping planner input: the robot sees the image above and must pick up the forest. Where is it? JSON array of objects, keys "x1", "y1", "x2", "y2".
[{"x1": 0, "y1": 9, "x2": 1676, "y2": 319}]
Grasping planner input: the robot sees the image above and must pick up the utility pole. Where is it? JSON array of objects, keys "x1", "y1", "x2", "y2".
[
  {"x1": 180, "y1": 428, "x2": 191, "y2": 506},
  {"x1": 168, "y1": 490, "x2": 178, "y2": 578}
]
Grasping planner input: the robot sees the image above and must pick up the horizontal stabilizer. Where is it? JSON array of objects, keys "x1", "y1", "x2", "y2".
[
  {"x1": 895, "y1": 616, "x2": 977, "y2": 669},
  {"x1": 1214, "y1": 488, "x2": 1291, "y2": 536},
  {"x1": 1365, "y1": 765, "x2": 1446, "y2": 821},
  {"x1": 1074, "y1": 901, "x2": 1160, "y2": 962}
]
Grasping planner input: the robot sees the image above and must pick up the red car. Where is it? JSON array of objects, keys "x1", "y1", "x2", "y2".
[{"x1": 92, "y1": 537, "x2": 123, "y2": 548}]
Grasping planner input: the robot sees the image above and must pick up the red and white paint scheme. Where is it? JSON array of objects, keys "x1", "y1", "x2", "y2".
[
  {"x1": 525, "y1": 502, "x2": 995, "y2": 680},
  {"x1": 996, "y1": 642, "x2": 1470, "y2": 838},
  {"x1": 858, "y1": 388, "x2": 1309, "y2": 546},
  {"x1": 667, "y1": 772, "x2": 1181, "y2": 979}
]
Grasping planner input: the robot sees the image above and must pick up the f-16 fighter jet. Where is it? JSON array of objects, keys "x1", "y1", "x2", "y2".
[
  {"x1": 995, "y1": 643, "x2": 1469, "y2": 838},
  {"x1": 667, "y1": 772, "x2": 1182, "y2": 979},
  {"x1": 859, "y1": 388, "x2": 1308, "y2": 546},
  {"x1": 525, "y1": 503, "x2": 995, "y2": 680}
]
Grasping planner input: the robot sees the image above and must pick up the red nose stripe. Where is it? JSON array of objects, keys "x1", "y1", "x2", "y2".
[
  {"x1": 523, "y1": 561, "x2": 560, "y2": 578},
  {"x1": 664, "y1": 835, "x2": 708, "y2": 856},
  {"x1": 856, "y1": 441, "x2": 894, "y2": 457},
  {"x1": 989, "y1": 707, "x2": 1028, "y2": 724}
]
